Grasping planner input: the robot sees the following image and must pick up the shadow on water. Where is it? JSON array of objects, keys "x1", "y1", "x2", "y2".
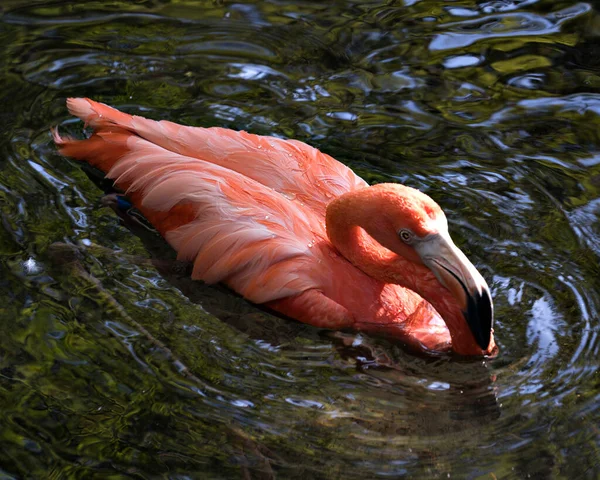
[{"x1": 1, "y1": 0, "x2": 600, "y2": 478}]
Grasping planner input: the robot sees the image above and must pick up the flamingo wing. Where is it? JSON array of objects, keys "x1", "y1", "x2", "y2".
[
  {"x1": 54, "y1": 124, "x2": 332, "y2": 305},
  {"x1": 64, "y1": 98, "x2": 367, "y2": 217}
]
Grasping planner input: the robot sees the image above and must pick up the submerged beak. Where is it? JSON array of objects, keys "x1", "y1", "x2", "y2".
[{"x1": 416, "y1": 232, "x2": 494, "y2": 351}]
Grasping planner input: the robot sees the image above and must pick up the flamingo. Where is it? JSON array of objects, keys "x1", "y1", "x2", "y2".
[{"x1": 53, "y1": 98, "x2": 495, "y2": 356}]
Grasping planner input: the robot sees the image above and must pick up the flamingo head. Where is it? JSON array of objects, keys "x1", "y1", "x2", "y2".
[{"x1": 362, "y1": 184, "x2": 494, "y2": 353}]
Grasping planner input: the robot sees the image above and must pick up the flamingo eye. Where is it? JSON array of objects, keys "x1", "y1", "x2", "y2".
[{"x1": 399, "y1": 229, "x2": 414, "y2": 243}]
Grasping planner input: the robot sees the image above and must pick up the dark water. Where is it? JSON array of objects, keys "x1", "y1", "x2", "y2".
[{"x1": 1, "y1": 0, "x2": 600, "y2": 478}]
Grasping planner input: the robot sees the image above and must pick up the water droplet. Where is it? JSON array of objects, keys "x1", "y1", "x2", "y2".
[{"x1": 257, "y1": 144, "x2": 262, "y2": 149}]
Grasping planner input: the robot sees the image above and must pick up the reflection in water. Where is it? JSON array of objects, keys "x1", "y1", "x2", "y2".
[{"x1": 1, "y1": 0, "x2": 600, "y2": 478}]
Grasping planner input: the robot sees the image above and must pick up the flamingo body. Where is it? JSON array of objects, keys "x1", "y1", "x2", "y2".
[{"x1": 54, "y1": 98, "x2": 494, "y2": 355}]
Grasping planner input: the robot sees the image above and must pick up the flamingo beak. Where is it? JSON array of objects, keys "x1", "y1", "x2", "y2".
[{"x1": 416, "y1": 232, "x2": 494, "y2": 350}]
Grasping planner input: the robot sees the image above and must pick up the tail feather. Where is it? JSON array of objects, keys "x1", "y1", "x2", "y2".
[
  {"x1": 53, "y1": 98, "x2": 138, "y2": 174},
  {"x1": 53, "y1": 119, "x2": 197, "y2": 237},
  {"x1": 66, "y1": 97, "x2": 134, "y2": 129},
  {"x1": 54, "y1": 130, "x2": 132, "y2": 173}
]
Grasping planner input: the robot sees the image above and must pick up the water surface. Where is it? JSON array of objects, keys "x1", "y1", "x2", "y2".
[{"x1": 1, "y1": 0, "x2": 600, "y2": 478}]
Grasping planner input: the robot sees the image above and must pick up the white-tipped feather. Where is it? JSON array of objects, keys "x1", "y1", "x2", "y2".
[{"x1": 66, "y1": 98, "x2": 95, "y2": 125}]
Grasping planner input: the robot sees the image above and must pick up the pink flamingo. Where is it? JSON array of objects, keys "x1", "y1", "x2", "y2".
[{"x1": 53, "y1": 98, "x2": 495, "y2": 356}]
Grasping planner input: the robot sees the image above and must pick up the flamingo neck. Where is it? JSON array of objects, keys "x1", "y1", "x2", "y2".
[{"x1": 326, "y1": 187, "x2": 482, "y2": 355}]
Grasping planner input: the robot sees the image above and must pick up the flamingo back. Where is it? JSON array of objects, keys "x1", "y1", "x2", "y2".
[{"x1": 63, "y1": 98, "x2": 367, "y2": 217}]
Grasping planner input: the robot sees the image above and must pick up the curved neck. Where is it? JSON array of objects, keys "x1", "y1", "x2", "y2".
[{"x1": 326, "y1": 187, "x2": 482, "y2": 355}]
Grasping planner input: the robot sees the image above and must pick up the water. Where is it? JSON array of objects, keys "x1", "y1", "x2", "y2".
[{"x1": 1, "y1": 0, "x2": 600, "y2": 478}]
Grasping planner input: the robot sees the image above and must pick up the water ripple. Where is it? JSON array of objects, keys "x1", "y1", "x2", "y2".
[
  {"x1": 0, "y1": 0, "x2": 599, "y2": 478},
  {"x1": 430, "y1": 3, "x2": 591, "y2": 51}
]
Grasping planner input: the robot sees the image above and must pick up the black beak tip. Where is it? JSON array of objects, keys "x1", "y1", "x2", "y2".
[{"x1": 465, "y1": 288, "x2": 494, "y2": 351}]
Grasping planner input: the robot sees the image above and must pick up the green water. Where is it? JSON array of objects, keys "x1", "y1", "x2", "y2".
[{"x1": 1, "y1": 0, "x2": 600, "y2": 478}]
